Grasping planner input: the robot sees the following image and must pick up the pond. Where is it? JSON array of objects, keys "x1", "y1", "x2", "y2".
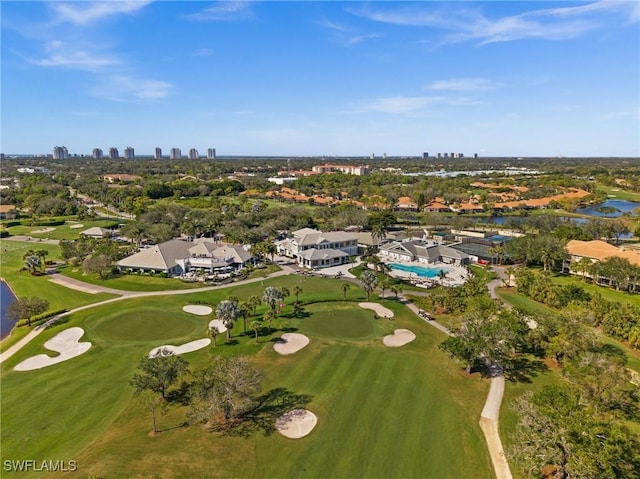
[
  {"x1": 575, "y1": 199, "x2": 640, "y2": 217},
  {"x1": 1, "y1": 280, "x2": 17, "y2": 339}
]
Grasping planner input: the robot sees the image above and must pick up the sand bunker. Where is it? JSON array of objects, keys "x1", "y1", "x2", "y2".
[
  {"x1": 359, "y1": 302, "x2": 394, "y2": 318},
  {"x1": 69, "y1": 224, "x2": 84, "y2": 229},
  {"x1": 31, "y1": 227, "x2": 55, "y2": 234},
  {"x1": 14, "y1": 327, "x2": 91, "y2": 371},
  {"x1": 183, "y1": 305, "x2": 213, "y2": 315},
  {"x1": 276, "y1": 409, "x2": 318, "y2": 438},
  {"x1": 383, "y1": 329, "x2": 416, "y2": 347},
  {"x1": 273, "y1": 333, "x2": 310, "y2": 355},
  {"x1": 208, "y1": 319, "x2": 228, "y2": 333},
  {"x1": 148, "y1": 338, "x2": 211, "y2": 358}
]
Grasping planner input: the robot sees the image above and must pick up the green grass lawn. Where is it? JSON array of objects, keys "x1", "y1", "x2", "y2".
[
  {"x1": 597, "y1": 184, "x2": 640, "y2": 202},
  {"x1": 550, "y1": 274, "x2": 640, "y2": 307},
  {"x1": 1, "y1": 276, "x2": 493, "y2": 479},
  {"x1": 4, "y1": 218, "x2": 121, "y2": 241},
  {"x1": 0, "y1": 240, "x2": 116, "y2": 349}
]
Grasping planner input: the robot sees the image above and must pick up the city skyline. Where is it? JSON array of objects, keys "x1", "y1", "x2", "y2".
[{"x1": 2, "y1": 1, "x2": 639, "y2": 157}]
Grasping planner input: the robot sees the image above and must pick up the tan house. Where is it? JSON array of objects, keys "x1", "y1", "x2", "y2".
[
  {"x1": 0, "y1": 204, "x2": 17, "y2": 219},
  {"x1": 566, "y1": 240, "x2": 640, "y2": 268}
]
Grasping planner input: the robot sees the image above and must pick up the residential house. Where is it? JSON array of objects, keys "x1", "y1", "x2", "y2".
[
  {"x1": 395, "y1": 196, "x2": 418, "y2": 212},
  {"x1": 276, "y1": 228, "x2": 358, "y2": 269},
  {"x1": 0, "y1": 204, "x2": 17, "y2": 219},
  {"x1": 566, "y1": 239, "x2": 640, "y2": 271}
]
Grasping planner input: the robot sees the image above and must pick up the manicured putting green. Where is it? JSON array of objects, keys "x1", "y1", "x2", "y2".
[
  {"x1": 302, "y1": 302, "x2": 375, "y2": 339},
  {"x1": 90, "y1": 305, "x2": 203, "y2": 342}
]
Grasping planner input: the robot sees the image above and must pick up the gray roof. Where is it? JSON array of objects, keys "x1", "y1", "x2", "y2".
[
  {"x1": 299, "y1": 248, "x2": 349, "y2": 261},
  {"x1": 212, "y1": 244, "x2": 252, "y2": 264},
  {"x1": 80, "y1": 227, "x2": 111, "y2": 237},
  {"x1": 292, "y1": 228, "x2": 357, "y2": 246},
  {"x1": 381, "y1": 240, "x2": 470, "y2": 262},
  {"x1": 117, "y1": 239, "x2": 192, "y2": 270}
]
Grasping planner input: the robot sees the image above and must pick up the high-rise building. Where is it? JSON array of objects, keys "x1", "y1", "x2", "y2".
[
  {"x1": 188, "y1": 148, "x2": 199, "y2": 160},
  {"x1": 52, "y1": 146, "x2": 69, "y2": 159},
  {"x1": 170, "y1": 148, "x2": 182, "y2": 160},
  {"x1": 207, "y1": 148, "x2": 216, "y2": 159},
  {"x1": 109, "y1": 147, "x2": 119, "y2": 159},
  {"x1": 422, "y1": 152, "x2": 429, "y2": 159},
  {"x1": 124, "y1": 147, "x2": 135, "y2": 159},
  {"x1": 92, "y1": 148, "x2": 103, "y2": 159},
  {"x1": 154, "y1": 147, "x2": 162, "y2": 159}
]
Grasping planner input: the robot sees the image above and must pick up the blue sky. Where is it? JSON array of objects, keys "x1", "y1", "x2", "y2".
[{"x1": 2, "y1": 1, "x2": 639, "y2": 157}]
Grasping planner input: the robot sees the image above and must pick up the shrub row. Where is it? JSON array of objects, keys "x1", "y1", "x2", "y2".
[{"x1": 15, "y1": 308, "x2": 68, "y2": 328}]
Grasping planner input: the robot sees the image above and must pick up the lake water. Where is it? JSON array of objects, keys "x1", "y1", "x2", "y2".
[
  {"x1": 576, "y1": 199, "x2": 639, "y2": 217},
  {"x1": 1, "y1": 280, "x2": 17, "y2": 339}
]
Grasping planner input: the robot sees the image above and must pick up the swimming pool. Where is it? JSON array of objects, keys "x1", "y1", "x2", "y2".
[{"x1": 389, "y1": 263, "x2": 450, "y2": 278}]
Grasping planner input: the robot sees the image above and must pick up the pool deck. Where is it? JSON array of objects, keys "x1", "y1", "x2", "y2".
[{"x1": 386, "y1": 260, "x2": 470, "y2": 287}]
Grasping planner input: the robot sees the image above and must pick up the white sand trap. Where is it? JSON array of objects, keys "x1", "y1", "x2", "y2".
[
  {"x1": 69, "y1": 224, "x2": 84, "y2": 229},
  {"x1": 31, "y1": 227, "x2": 56, "y2": 234},
  {"x1": 359, "y1": 302, "x2": 394, "y2": 318},
  {"x1": 14, "y1": 327, "x2": 91, "y2": 371},
  {"x1": 208, "y1": 319, "x2": 227, "y2": 333},
  {"x1": 276, "y1": 409, "x2": 318, "y2": 438},
  {"x1": 273, "y1": 333, "x2": 310, "y2": 355},
  {"x1": 148, "y1": 338, "x2": 211, "y2": 358},
  {"x1": 383, "y1": 329, "x2": 416, "y2": 348},
  {"x1": 183, "y1": 305, "x2": 213, "y2": 315}
]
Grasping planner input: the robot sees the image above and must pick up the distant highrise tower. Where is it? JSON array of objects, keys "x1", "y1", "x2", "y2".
[
  {"x1": 154, "y1": 147, "x2": 162, "y2": 159},
  {"x1": 170, "y1": 148, "x2": 182, "y2": 160},
  {"x1": 188, "y1": 148, "x2": 199, "y2": 160},
  {"x1": 124, "y1": 147, "x2": 135, "y2": 159},
  {"x1": 207, "y1": 148, "x2": 216, "y2": 159},
  {"x1": 370, "y1": 153, "x2": 375, "y2": 159},
  {"x1": 53, "y1": 146, "x2": 69, "y2": 159},
  {"x1": 109, "y1": 147, "x2": 119, "y2": 159},
  {"x1": 474, "y1": 153, "x2": 478, "y2": 159},
  {"x1": 422, "y1": 152, "x2": 429, "y2": 159},
  {"x1": 92, "y1": 148, "x2": 103, "y2": 159}
]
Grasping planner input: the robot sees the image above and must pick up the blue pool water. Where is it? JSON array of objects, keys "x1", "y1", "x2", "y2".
[{"x1": 389, "y1": 263, "x2": 450, "y2": 278}]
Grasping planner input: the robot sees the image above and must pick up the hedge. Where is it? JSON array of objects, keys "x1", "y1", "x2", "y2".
[{"x1": 15, "y1": 309, "x2": 68, "y2": 328}]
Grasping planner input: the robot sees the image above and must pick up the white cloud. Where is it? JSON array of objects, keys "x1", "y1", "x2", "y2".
[
  {"x1": 192, "y1": 48, "x2": 215, "y2": 57},
  {"x1": 25, "y1": 40, "x2": 119, "y2": 71},
  {"x1": 356, "y1": 96, "x2": 443, "y2": 114},
  {"x1": 185, "y1": 1, "x2": 253, "y2": 22},
  {"x1": 91, "y1": 75, "x2": 172, "y2": 101},
  {"x1": 352, "y1": 1, "x2": 639, "y2": 45},
  {"x1": 51, "y1": 1, "x2": 154, "y2": 26},
  {"x1": 428, "y1": 78, "x2": 502, "y2": 91}
]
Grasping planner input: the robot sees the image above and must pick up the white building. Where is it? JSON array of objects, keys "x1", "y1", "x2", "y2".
[
  {"x1": 188, "y1": 148, "x2": 199, "y2": 160},
  {"x1": 379, "y1": 239, "x2": 471, "y2": 266},
  {"x1": 124, "y1": 147, "x2": 135, "y2": 159},
  {"x1": 207, "y1": 148, "x2": 216, "y2": 159},
  {"x1": 276, "y1": 228, "x2": 358, "y2": 269},
  {"x1": 92, "y1": 148, "x2": 103, "y2": 159},
  {"x1": 109, "y1": 147, "x2": 119, "y2": 159},
  {"x1": 154, "y1": 147, "x2": 162, "y2": 159},
  {"x1": 170, "y1": 148, "x2": 182, "y2": 160},
  {"x1": 53, "y1": 146, "x2": 69, "y2": 159}
]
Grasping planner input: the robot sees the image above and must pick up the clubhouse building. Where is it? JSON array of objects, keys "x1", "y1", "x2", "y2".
[
  {"x1": 117, "y1": 238, "x2": 253, "y2": 276},
  {"x1": 379, "y1": 239, "x2": 471, "y2": 266},
  {"x1": 276, "y1": 228, "x2": 359, "y2": 269}
]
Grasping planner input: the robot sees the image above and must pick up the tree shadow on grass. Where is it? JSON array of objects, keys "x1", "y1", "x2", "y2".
[
  {"x1": 208, "y1": 387, "x2": 313, "y2": 438},
  {"x1": 503, "y1": 356, "x2": 549, "y2": 383}
]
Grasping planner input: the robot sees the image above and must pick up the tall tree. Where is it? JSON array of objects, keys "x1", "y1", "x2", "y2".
[
  {"x1": 216, "y1": 300, "x2": 239, "y2": 340},
  {"x1": 7, "y1": 296, "x2": 49, "y2": 326},
  {"x1": 262, "y1": 286, "x2": 284, "y2": 312},
  {"x1": 130, "y1": 351, "x2": 189, "y2": 399},
  {"x1": 360, "y1": 270, "x2": 378, "y2": 301},
  {"x1": 341, "y1": 282, "x2": 350, "y2": 300},
  {"x1": 188, "y1": 356, "x2": 263, "y2": 423}
]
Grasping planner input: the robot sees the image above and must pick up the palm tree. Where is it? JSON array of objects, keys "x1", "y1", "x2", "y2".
[
  {"x1": 251, "y1": 320, "x2": 261, "y2": 343},
  {"x1": 360, "y1": 270, "x2": 378, "y2": 301},
  {"x1": 390, "y1": 284, "x2": 403, "y2": 299},
  {"x1": 262, "y1": 286, "x2": 283, "y2": 312},
  {"x1": 293, "y1": 285, "x2": 303, "y2": 303},
  {"x1": 216, "y1": 300, "x2": 239, "y2": 340},
  {"x1": 23, "y1": 255, "x2": 42, "y2": 274},
  {"x1": 249, "y1": 295, "x2": 262, "y2": 315},
  {"x1": 280, "y1": 287, "x2": 290, "y2": 303},
  {"x1": 379, "y1": 278, "x2": 391, "y2": 299},
  {"x1": 263, "y1": 309, "x2": 277, "y2": 334},
  {"x1": 437, "y1": 269, "x2": 448, "y2": 282},
  {"x1": 238, "y1": 302, "x2": 250, "y2": 335},
  {"x1": 207, "y1": 326, "x2": 220, "y2": 347},
  {"x1": 341, "y1": 283, "x2": 350, "y2": 300}
]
